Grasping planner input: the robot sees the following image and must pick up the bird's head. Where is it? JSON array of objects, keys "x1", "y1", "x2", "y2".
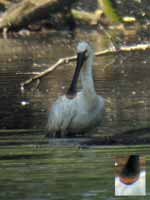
[{"x1": 76, "y1": 41, "x2": 93, "y2": 62}]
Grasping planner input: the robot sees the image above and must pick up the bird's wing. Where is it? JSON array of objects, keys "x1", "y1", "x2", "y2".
[{"x1": 47, "y1": 96, "x2": 76, "y2": 134}]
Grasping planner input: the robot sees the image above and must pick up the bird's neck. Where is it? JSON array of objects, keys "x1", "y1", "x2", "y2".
[{"x1": 80, "y1": 53, "x2": 96, "y2": 96}]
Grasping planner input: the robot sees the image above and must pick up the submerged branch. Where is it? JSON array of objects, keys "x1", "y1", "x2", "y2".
[{"x1": 21, "y1": 43, "x2": 150, "y2": 90}]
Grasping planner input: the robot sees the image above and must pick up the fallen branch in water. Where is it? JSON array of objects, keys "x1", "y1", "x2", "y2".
[
  {"x1": 20, "y1": 43, "x2": 150, "y2": 91},
  {"x1": 95, "y1": 43, "x2": 150, "y2": 56},
  {"x1": 20, "y1": 55, "x2": 76, "y2": 92}
]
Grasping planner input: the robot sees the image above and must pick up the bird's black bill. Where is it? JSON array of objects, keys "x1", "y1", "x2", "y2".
[{"x1": 66, "y1": 52, "x2": 86, "y2": 98}]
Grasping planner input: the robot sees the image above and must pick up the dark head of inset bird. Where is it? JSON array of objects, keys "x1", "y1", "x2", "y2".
[
  {"x1": 119, "y1": 155, "x2": 140, "y2": 185},
  {"x1": 66, "y1": 41, "x2": 93, "y2": 98}
]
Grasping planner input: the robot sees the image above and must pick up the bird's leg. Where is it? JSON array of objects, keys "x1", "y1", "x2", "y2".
[
  {"x1": 45, "y1": 132, "x2": 56, "y2": 138},
  {"x1": 66, "y1": 131, "x2": 76, "y2": 138},
  {"x1": 52, "y1": 132, "x2": 56, "y2": 138},
  {"x1": 55, "y1": 131, "x2": 64, "y2": 138},
  {"x1": 61, "y1": 131, "x2": 66, "y2": 138}
]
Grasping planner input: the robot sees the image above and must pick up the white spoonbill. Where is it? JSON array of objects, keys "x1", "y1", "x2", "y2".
[{"x1": 47, "y1": 41, "x2": 105, "y2": 137}]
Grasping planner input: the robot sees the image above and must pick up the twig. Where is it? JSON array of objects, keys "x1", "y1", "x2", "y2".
[
  {"x1": 20, "y1": 55, "x2": 76, "y2": 91},
  {"x1": 95, "y1": 43, "x2": 150, "y2": 56},
  {"x1": 98, "y1": 24, "x2": 117, "y2": 51},
  {"x1": 20, "y1": 43, "x2": 150, "y2": 91}
]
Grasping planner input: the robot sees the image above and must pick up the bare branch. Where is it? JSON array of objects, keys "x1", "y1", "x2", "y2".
[
  {"x1": 20, "y1": 43, "x2": 150, "y2": 91},
  {"x1": 20, "y1": 55, "x2": 76, "y2": 91},
  {"x1": 95, "y1": 43, "x2": 150, "y2": 56}
]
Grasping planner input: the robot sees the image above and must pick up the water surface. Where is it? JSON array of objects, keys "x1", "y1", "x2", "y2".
[{"x1": 0, "y1": 133, "x2": 150, "y2": 200}]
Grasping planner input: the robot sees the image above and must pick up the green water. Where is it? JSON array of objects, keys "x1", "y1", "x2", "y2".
[{"x1": 0, "y1": 132, "x2": 150, "y2": 200}]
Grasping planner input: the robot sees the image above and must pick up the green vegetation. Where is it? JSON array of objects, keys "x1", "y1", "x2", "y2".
[{"x1": 98, "y1": 0, "x2": 123, "y2": 24}]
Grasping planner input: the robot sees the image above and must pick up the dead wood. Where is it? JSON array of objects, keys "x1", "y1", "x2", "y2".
[{"x1": 20, "y1": 43, "x2": 150, "y2": 91}]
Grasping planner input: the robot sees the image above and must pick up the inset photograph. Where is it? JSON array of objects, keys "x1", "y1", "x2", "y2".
[{"x1": 115, "y1": 155, "x2": 146, "y2": 196}]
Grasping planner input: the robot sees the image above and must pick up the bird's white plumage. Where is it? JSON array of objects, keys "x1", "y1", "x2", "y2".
[
  {"x1": 77, "y1": 41, "x2": 89, "y2": 53},
  {"x1": 115, "y1": 171, "x2": 146, "y2": 196},
  {"x1": 47, "y1": 41, "x2": 105, "y2": 137}
]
